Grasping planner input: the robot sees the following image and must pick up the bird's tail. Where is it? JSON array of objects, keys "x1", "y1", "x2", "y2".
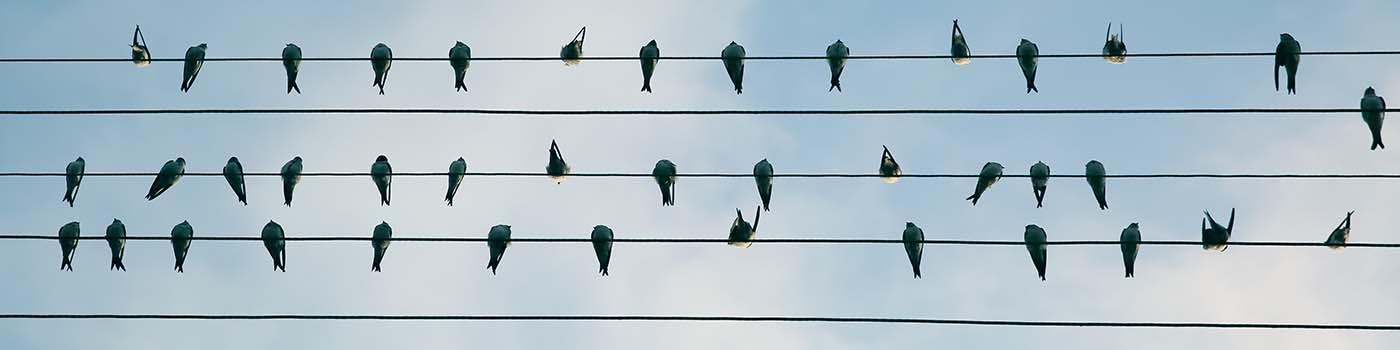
[
  {"x1": 110, "y1": 256, "x2": 125, "y2": 271},
  {"x1": 455, "y1": 77, "x2": 466, "y2": 92},
  {"x1": 287, "y1": 80, "x2": 300, "y2": 94},
  {"x1": 1124, "y1": 260, "x2": 1134, "y2": 278},
  {"x1": 278, "y1": 249, "x2": 286, "y2": 272},
  {"x1": 238, "y1": 193, "x2": 247, "y2": 205},
  {"x1": 1035, "y1": 190, "x2": 1045, "y2": 208},
  {"x1": 966, "y1": 193, "x2": 979, "y2": 205},
  {"x1": 488, "y1": 258, "x2": 500, "y2": 275},
  {"x1": 600, "y1": 266, "x2": 609, "y2": 276},
  {"x1": 64, "y1": 194, "x2": 74, "y2": 207},
  {"x1": 61, "y1": 258, "x2": 73, "y2": 271},
  {"x1": 1373, "y1": 128, "x2": 1385, "y2": 150},
  {"x1": 1027, "y1": 81, "x2": 1038, "y2": 93},
  {"x1": 661, "y1": 185, "x2": 673, "y2": 206},
  {"x1": 1274, "y1": 65, "x2": 1281, "y2": 91},
  {"x1": 912, "y1": 266, "x2": 921, "y2": 279},
  {"x1": 829, "y1": 77, "x2": 841, "y2": 92},
  {"x1": 642, "y1": 78, "x2": 652, "y2": 93},
  {"x1": 372, "y1": 249, "x2": 385, "y2": 272},
  {"x1": 446, "y1": 195, "x2": 455, "y2": 206},
  {"x1": 1287, "y1": 70, "x2": 1297, "y2": 94}
]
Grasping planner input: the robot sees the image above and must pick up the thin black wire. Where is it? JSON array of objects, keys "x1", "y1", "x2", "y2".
[
  {"x1": 1, "y1": 172, "x2": 1400, "y2": 179},
  {"x1": 0, "y1": 108, "x2": 1394, "y2": 117},
  {"x1": 4, "y1": 50, "x2": 1400, "y2": 62},
  {"x1": 2, "y1": 235, "x2": 1394, "y2": 248},
  {"x1": 0, "y1": 313, "x2": 1394, "y2": 331}
]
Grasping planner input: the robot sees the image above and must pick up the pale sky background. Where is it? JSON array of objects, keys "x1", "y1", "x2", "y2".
[{"x1": 2, "y1": 0, "x2": 1400, "y2": 348}]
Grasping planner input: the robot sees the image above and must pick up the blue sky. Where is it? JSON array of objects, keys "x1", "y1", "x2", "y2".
[{"x1": 2, "y1": 0, "x2": 1400, "y2": 348}]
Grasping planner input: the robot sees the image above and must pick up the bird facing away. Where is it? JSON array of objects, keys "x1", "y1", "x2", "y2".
[
  {"x1": 1362, "y1": 87, "x2": 1386, "y2": 150},
  {"x1": 130, "y1": 25, "x2": 151, "y2": 67},
  {"x1": 902, "y1": 222, "x2": 924, "y2": 278},
  {"x1": 223, "y1": 157, "x2": 246, "y2": 205},
  {"x1": 966, "y1": 162, "x2": 1004, "y2": 205},
  {"x1": 639, "y1": 40, "x2": 660, "y2": 92},
  {"x1": 1016, "y1": 39, "x2": 1039, "y2": 93},
  {"x1": 370, "y1": 43, "x2": 393, "y2": 95},
  {"x1": 145, "y1": 157, "x2": 186, "y2": 201},
  {"x1": 282, "y1": 43, "x2": 302, "y2": 94},
  {"x1": 262, "y1": 220, "x2": 286, "y2": 272},
  {"x1": 728, "y1": 206, "x2": 762, "y2": 248},
  {"x1": 1029, "y1": 161, "x2": 1049, "y2": 208},
  {"x1": 826, "y1": 39, "x2": 849, "y2": 92},
  {"x1": 1120, "y1": 223, "x2": 1141, "y2": 278},
  {"x1": 560, "y1": 27, "x2": 585, "y2": 66},
  {"x1": 449, "y1": 41, "x2": 472, "y2": 92},
  {"x1": 879, "y1": 146, "x2": 902, "y2": 184},
  {"x1": 1202, "y1": 208, "x2": 1235, "y2": 251},
  {"x1": 1102, "y1": 23, "x2": 1126, "y2": 64},
  {"x1": 445, "y1": 157, "x2": 467, "y2": 206},
  {"x1": 546, "y1": 140, "x2": 570, "y2": 184},
  {"x1": 106, "y1": 219, "x2": 126, "y2": 271},
  {"x1": 371, "y1": 221, "x2": 392, "y2": 272},
  {"x1": 171, "y1": 221, "x2": 194, "y2": 272},
  {"x1": 1325, "y1": 211, "x2": 1353, "y2": 249},
  {"x1": 1024, "y1": 224, "x2": 1048, "y2": 281},
  {"x1": 652, "y1": 159, "x2": 677, "y2": 206},
  {"x1": 371, "y1": 155, "x2": 393, "y2": 205},
  {"x1": 951, "y1": 20, "x2": 972, "y2": 65},
  {"x1": 63, "y1": 157, "x2": 85, "y2": 207},
  {"x1": 753, "y1": 159, "x2": 774, "y2": 211},
  {"x1": 1085, "y1": 160, "x2": 1108, "y2": 210},
  {"x1": 1275, "y1": 33, "x2": 1301, "y2": 94},
  {"x1": 591, "y1": 225, "x2": 614, "y2": 276},
  {"x1": 486, "y1": 224, "x2": 512, "y2": 274},
  {"x1": 180, "y1": 43, "x2": 206, "y2": 92},
  {"x1": 280, "y1": 156, "x2": 303, "y2": 206},
  {"x1": 58, "y1": 222, "x2": 80, "y2": 271},
  {"x1": 722, "y1": 41, "x2": 746, "y2": 94}
]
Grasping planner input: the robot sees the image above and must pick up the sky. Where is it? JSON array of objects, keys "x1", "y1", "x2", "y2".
[{"x1": 2, "y1": 0, "x2": 1400, "y2": 348}]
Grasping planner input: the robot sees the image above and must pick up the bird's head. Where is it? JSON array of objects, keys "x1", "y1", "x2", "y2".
[
  {"x1": 75, "y1": 156, "x2": 84, "y2": 162},
  {"x1": 1280, "y1": 33, "x2": 1293, "y2": 41},
  {"x1": 1020, "y1": 39, "x2": 1031, "y2": 45},
  {"x1": 175, "y1": 157, "x2": 186, "y2": 164},
  {"x1": 227, "y1": 156, "x2": 239, "y2": 163},
  {"x1": 112, "y1": 218, "x2": 123, "y2": 224},
  {"x1": 456, "y1": 41, "x2": 466, "y2": 47},
  {"x1": 906, "y1": 222, "x2": 916, "y2": 228},
  {"x1": 376, "y1": 155, "x2": 389, "y2": 162},
  {"x1": 457, "y1": 157, "x2": 466, "y2": 162},
  {"x1": 376, "y1": 43, "x2": 387, "y2": 48},
  {"x1": 647, "y1": 40, "x2": 657, "y2": 46},
  {"x1": 197, "y1": 43, "x2": 208, "y2": 48},
  {"x1": 292, "y1": 156, "x2": 302, "y2": 162},
  {"x1": 1365, "y1": 87, "x2": 1376, "y2": 95},
  {"x1": 1128, "y1": 222, "x2": 1139, "y2": 229}
]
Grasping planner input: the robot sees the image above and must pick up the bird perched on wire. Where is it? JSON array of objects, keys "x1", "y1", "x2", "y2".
[
  {"x1": 639, "y1": 40, "x2": 659, "y2": 92},
  {"x1": 130, "y1": 25, "x2": 151, "y2": 67},
  {"x1": 546, "y1": 140, "x2": 570, "y2": 184},
  {"x1": 371, "y1": 221, "x2": 392, "y2": 272},
  {"x1": 180, "y1": 43, "x2": 207, "y2": 92},
  {"x1": 261, "y1": 220, "x2": 286, "y2": 272},
  {"x1": 722, "y1": 41, "x2": 746, "y2": 94},
  {"x1": 1202, "y1": 208, "x2": 1235, "y2": 251},
  {"x1": 1016, "y1": 39, "x2": 1039, "y2": 93},
  {"x1": 223, "y1": 157, "x2": 246, "y2": 205},
  {"x1": 728, "y1": 206, "x2": 762, "y2": 248},
  {"x1": 282, "y1": 43, "x2": 302, "y2": 94},
  {"x1": 170, "y1": 221, "x2": 194, "y2": 273},
  {"x1": 106, "y1": 219, "x2": 126, "y2": 271},
  {"x1": 1085, "y1": 160, "x2": 1108, "y2": 210},
  {"x1": 1102, "y1": 23, "x2": 1126, "y2": 64},
  {"x1": 371, "y1": 155, "x2": 393, "y2": 205},
  {"x1": 591, "y1": 225, "x2": 614, "y2": 276},
  {"x1": 446, "y1": 157, "x2": 467, "y2": 206},
  {"x1": 486, "y1": 224, "x2": 512, "y2": 274},
  {"x1": 560, "y1": 27, "x2": 586, "y2": 66},
  {"x1": 652, "y1": 159, "x2": 677, "y2": 206},
  {"x1": 1361, "y1": 87, "x2": 1386, "y2": 150},
  {"x1": 370, "y1": 43, "x2": 393, "y2": 95},
  {"x1": 826, "y1": 39, "x2": 849, "y2": 92},
  {"x1": 1275, "y1": 33, "x2": 1301, "y2": 94},
  {"x1": 1024, "y1": 224, "x2": 1048, "y2": 281},
  {"x1": 902, "y1": 222, "x2": 924, "y2": 278},
  {"x1": 145, "y1": 157, "x2": 186, "y2": 201},
  {"x1": 1029, "y1": 161, "x2": 1049, "y2": 208},
  {"x1": 753, "y1": 159, "x2": 773, "y2": 211},
  {"x1": 281, "y1": 156, "x2": 303, "y2": 206},
  {"x1": 1120, "y1": 223, "x2": 1140, "y2": 278},
  {"x1": 966, "y1": 162, "x2": 1003, "y2": 205},
  {"x1": 63, "y1": 157, "x2": 85, "y2": 207},
  {"x1": 1325, "y1": 211, "x2": 1353, "y2": 249},
  {"x1": 449, "y1": 41, "x2": 472, "y2": 93},
  {"x1": 58, "y1": 222, "x2": 80, "y2": 271},
  {"x1": 879, "y1": 146, "x2": 901, "y2": 184},
  {"x1": 950, "y1": 20, "x2": 971, "y2": 65}
]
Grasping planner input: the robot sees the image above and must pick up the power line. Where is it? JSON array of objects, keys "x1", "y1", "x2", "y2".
[
  {"x1": 3, "y1": 172, "x2": 1400, "y2": 179},
  {"x1": 1, "y1": 313, "x2": 1394, "y2": 331},
  {"x1": 2, "y1": 235, "x2": 1394, "y2": 247},
  {"x1": 0, "y1": 107, "x2": 1392, "y2": 117},
  {"x1": 4, "y1": 50, "x2": 1400, "y2": 63}
]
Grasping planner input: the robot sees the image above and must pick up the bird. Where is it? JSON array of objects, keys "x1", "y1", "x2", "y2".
[
  {"x1": 371, "y1": 221, "x2": 392, "y2": 272},
  {"x1": 261, "y1": 220, "x2": 286, "y2": 272},
  {"x1": 639, "y1": 40, "x2": 660, "y2": 92},
  {"x1": 965, "y1": 162, "x2": 1004, "y2": 205},
  {"x1": 722, "y1": 41, "x2": 746, "y2": 94},
  {"x1": 222, "y1": 157, "x2": 246, "y2": 205},
  {"x1": 753, "y1": 159, "x2": 774, "y2": 211},
  {"x1": 63, "y1": 157, "x2": 85, "y2": 207},
  {"x1": 1275, "y1": 33, "x2": 1301, "y2": 94},
  {"x1": 560, "y1": 27, "x2": 586, "y2": 66},
  {"x1": 728, "y1": 206, "x2": 762, "y2": 248},
  {"x1": 879, "y1": 146, "x2": 901, "y2": 184},
  {"x1": 130, "y1": 25, "x2": 151, "y2": 67},
  {"x1": 282, "y1": 43, "x2": 302, "y2": 94},
  {"x1": 826, "y1": 39, "x2": 849, "y2": 92},
  {"x1": 281, "y1": 156, "x2": 303, "y2": 206},
  {"x1": 546, "y1": 140, "x2": 570, "y2": 184},
  {"x1": 170, "y1": 221, "x2": 194, "y2": 272},
  {"x1": 58, "y1": 221, "x2": 80, "y2": 271},
  {"x1": 446, "y1": 157, "x2": 467, "y2": 206},
  {"x1": 370, "y1": 43, "x2": 393, "y2": 95},
  {"x1": 1325, "y1": 211, "x2": 1353, "y2": 249},
  {"x1": 950, "y1": 20, "x2": 972, "y2": 65},
  {"x1": 1016, "y1": 39, "x2": 1039, "y2": 93},
  {"x1": 1024, "y1": 224, "x2": 1048, "y2": 281},
  {"x1": 105, "y1": 219, "x2": 126, "y2": 271},
  {"x1": 1362, "y1": 87, "x2": 1386, "y2": 150},
  {"x1": 180, "y1": 43, "x2": 206, "y2": 92},
  {"x1": 1029, "y1": 161, "x2": 1049, "y2": 208},
  {"x1": 486, "y1": 224, "x2": 512, "y2": 274},
  {"x1": 449, "y1": 41, "x2": 472, "y2": 92},
  {"x1": 1085, "y1": 160, "x2": 1108, "y2": 210},
  {"x1": 1120, "y1": 223, "x2": 1140, "y2": 278},
  {"x1": 652, "y1": 159, "x2": 677, "y2": 206},
  {"x1": 1102, "y1": 23, "x2": 1126, "y2": 64},
  {"x1": 591, "y1": 225, "x2": 614, "y2": 276},
  {"x1": 1202, "y1": 208, "x2": 1235, "y2": 251},
  {"x1": 902, "y1": 222, "x2": 924, "y2": 278},
  {"x1": 371, "y1": 155, "x2": 392, "y2": 205},
  {"x1": 145, "y1": 157, "x2": 186, "y2": 200}
]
